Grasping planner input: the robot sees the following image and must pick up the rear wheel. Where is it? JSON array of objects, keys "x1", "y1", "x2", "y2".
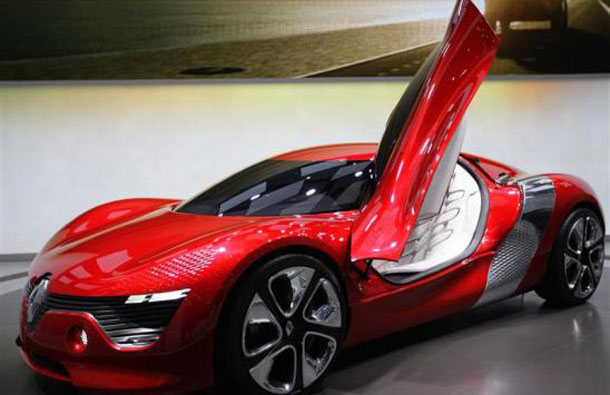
[
  {"x1": 536, "y1": 208, "x2": 604, "y2": 306},
  {"x1": 216, "y1": 254, "x2": 346, "y2": 395}
]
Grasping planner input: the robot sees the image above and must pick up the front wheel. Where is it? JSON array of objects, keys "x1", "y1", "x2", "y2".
[
  {"x1": 216, "y1": 254, "x2": 346, "y2": 395},
  {"x1": 536, "y1": 208, "x2": 604, "y2": 306}
]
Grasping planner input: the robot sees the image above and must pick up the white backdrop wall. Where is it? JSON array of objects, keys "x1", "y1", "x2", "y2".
[{"x1": 0, "y1": 78, "x2": 609, "y2": 254}]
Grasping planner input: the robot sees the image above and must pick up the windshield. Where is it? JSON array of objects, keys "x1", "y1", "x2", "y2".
[{"x1": 176, "y1": 159, "x2": 375, "y2": 216}]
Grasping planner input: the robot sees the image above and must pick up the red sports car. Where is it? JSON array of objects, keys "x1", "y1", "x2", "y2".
[{"x1": 17, "y1": 1, "x2": 604, "y2": 394}]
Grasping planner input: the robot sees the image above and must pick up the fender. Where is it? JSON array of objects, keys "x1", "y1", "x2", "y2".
[
  {"x1": 42, "y1": 198, "x2": 180, "y2": 252},
  {"x1": 517, "y1": 174, "x2": 604, "y2": 293}
]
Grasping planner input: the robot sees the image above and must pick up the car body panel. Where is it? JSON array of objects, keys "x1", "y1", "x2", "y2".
[
  {"x1": 350, "y1": 0, "x2": 499, "y2": 263},
  {"x1": 461, "y1": 152, "x2": 528, "y2": 181}
]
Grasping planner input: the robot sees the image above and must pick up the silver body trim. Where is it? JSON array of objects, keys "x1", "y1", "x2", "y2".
[
  {"x1": 475, "y1": 176, "x2": 556, "y2": 307},
  {"x1": 125, "y1": 288, "x2": 190, "y2": 304}
]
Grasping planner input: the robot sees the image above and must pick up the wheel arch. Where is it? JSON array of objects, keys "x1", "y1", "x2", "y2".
[
  {"x1": 212, "y1": 243, "x2": 351, "y2": 383},
  {"x1": 550, "y1": 173, "x2": 605, "y2": 234},
  {"x1": 566, "y1": 202, "x2": 605, "y2": 231}
]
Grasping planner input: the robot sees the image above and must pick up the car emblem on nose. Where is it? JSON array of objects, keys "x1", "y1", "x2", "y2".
[{"x1": 27, "y1": 278, "x2": 50, "y2": 328}]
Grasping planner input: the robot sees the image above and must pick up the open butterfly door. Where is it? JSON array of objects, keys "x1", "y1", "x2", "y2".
[{"x1": 351, "y1": 0, "x2": 499, "y2": 268}]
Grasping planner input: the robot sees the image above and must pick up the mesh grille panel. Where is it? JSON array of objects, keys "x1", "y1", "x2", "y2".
[
  {"x1": 476, "y1": 176, "x2": 555, "y2": 306},
  {"x1": 486, "y1": 221, "x2": 540, "y2": 291}
]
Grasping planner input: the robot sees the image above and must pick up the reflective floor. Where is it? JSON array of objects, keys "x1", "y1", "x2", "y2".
[{"x1": 1, "y1": 257, "x2": 609, "y2": 395}]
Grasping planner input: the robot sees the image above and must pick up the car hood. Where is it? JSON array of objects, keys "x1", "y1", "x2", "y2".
[{"x1": 29, "y1": 207, "x2": 264, "y2": 294}]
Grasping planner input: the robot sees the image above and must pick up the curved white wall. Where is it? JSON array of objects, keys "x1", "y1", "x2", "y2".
[{"x1": 0, "y1": 78, "x2": 608, "y2": 253}]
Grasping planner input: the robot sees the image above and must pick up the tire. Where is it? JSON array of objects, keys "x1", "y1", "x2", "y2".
[
  {"x1": 536, "y1": 208, "x2": 605, "y2": 306},
  {"x1": 215, "y1": 254, "x2": 347, "y2": 395},
  {"x1": 551, "y1": 0, "x2": 568, "y2": 31}
]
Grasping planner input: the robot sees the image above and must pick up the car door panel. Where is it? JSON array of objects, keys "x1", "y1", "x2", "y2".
[{"x1": 351, "y1": 0, "x2": 499, "y2": 265}]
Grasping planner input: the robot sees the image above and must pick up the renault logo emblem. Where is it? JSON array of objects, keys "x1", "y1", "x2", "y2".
[{"x1": 27, "y1": 278, "x2": 49, "y2": 328}]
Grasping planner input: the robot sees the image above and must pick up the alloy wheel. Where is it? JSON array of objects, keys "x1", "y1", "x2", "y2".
[
  {"x1": 241, "y1": 266, "x2": 343, "y2": 394},
  {"x1": 564, "y1": 215, "x2": 604, "y2": 299}
]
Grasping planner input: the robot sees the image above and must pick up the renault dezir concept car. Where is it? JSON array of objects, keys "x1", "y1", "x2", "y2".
[{"x1": 17, "y1": 1, "x2": 604, "y2": 394}]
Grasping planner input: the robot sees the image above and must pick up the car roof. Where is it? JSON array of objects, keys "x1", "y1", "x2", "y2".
[{"x1": 272, "y1": 143, "x2": 378, "y2": 162}]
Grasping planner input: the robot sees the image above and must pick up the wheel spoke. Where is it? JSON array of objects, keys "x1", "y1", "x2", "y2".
[
  {"x1": 242, "y1": 293, "x2": 283, "y2": 358},
  {"x1": 584, "y1": 217, "x2": 592, "y2": 246},
  {"x1": 564, "y1": 247, "x2": 580, "y2": 262},
  {"x1": 258, "y1": 286, "x2": 285, "y2": 325},
  {"x1": 567, "y1": 218, "x2": 585, "y2": 255},
  {"x1": 268, "y1": 267, "x2": 316, "y2": 318},
  {"x1": 294, "y1": 339, "x2": 304, "y2": 391},
  {"x1": 564, "y1": 254, "x2": 582, "y2": 289},
  {"x1": 298, "y1": 271, "x2": 321, "y2": 315},
  {"x1": 301, "y1": 332, "x2": 337, "y2": 388},
  {"x1": 587, "y1": 237, "x2": 605, "y2": 251},
  {"x1": 574, "y1": 264, "x2": 585, "y2": 289},
  {"x1": 302, "y1": 278, "x2": 342, "y2": 328},
  {"x1": 589, "y1": 250, "x2": 604, "y2": 282},
  {"x1": 574, "y1": 266, "x2": 594, "y2": 299},
  {"x1": 577, "y1": 218, "x2": 586, "y2": 251},
  {"x1": 302, "y1": 321, "x2": 343, "y2": 339},
  {"x1": 249, "y1": 344, "x2": 297, "y2": 394},
  {"x1": 584, "y1": 216, "x2": 603, "y2": 248}
]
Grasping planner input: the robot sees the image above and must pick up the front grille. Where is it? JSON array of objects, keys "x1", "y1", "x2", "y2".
[
  {"x1": 25, "y1": 278, "x2": 35, "y2": 295},
  {"x1": 40, "y1": 293, "x2": 184, "y2": 347}
]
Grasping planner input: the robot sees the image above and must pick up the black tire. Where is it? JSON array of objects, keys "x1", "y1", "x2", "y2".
[
  {"x1": 536, "y1": 208, "x2": 605, "y2": 306},
  {"x1": 215, "y1": 254, "x2": 346, "y2": 395},
  {"x1": 551, "y1": 0, "x2": 568, "y2": 31}
]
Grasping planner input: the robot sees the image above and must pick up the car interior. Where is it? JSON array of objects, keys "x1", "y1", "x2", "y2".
[{"x1": 373, "y1": 161, "x2": 486, "y2": 279}]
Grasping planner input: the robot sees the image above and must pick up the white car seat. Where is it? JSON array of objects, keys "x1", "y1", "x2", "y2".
[{"x1": 373, "y1": 163, "x2": 483, "y2": 275}]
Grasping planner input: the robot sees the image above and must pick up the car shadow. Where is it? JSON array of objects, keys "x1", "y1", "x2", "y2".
[
  {"x1": 29, "y1": 373, "x2": 78, "y2": 395},
  {"x1": 322, "y1": 295, "x2": 602, "y2": 392}
]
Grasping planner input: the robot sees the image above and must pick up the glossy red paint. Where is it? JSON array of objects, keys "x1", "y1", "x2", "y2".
[
  {"x1": 42, "y1": 198, "x2": 180, "y2": 253},
  {"x1": 461, "y1": 152, "x2": 528, "y2": 181},
  {"x1": 351, "y1": 0, "x2": 500, "y2": 263},
  {"x1": 20, "y1": 307, "x2": 213, "y2": 393}
]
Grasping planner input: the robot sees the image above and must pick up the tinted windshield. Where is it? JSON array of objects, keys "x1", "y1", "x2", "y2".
[{"x1": 177, "y1": 159, "x2": 375, "y2": 216}]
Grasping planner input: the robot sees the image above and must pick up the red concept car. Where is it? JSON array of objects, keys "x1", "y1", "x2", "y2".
[{"x1": 17, "y1": 1, "x2": 604, "y2": 394}]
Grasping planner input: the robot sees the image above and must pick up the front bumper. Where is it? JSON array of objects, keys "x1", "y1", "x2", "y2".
[{"x1": 17, "y1": 294, "x2": 215, "y2": 394}]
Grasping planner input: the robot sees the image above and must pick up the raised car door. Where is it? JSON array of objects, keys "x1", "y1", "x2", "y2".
[{"x1": 351, "y1": 0, "x2": 499, "y2": 266}]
